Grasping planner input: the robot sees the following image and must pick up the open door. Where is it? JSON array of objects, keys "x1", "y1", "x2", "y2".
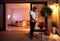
[
  {"x1": 6, "y1": 3, "x2": 30, "y2": 31},
  {"x1": 31, "y1": 2, "x2": 47, "y2": 29}
]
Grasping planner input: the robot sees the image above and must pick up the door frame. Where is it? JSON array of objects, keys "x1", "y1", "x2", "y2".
[{"x1": 0, "y1": 2, "x2": 6, "y2": 31}]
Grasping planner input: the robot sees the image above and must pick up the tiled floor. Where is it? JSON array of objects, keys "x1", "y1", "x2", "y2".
[{"x1": 0, "y1": 31, "x2": 60, "y2": 41}]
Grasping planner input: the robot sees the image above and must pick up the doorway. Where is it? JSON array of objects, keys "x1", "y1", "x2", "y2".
[
  {"x1": 6, "y1": 3, "x2": 30, "y2": 31},
  {"x1": 31, "y1": 2, "x2": 47, "y2": 29}
]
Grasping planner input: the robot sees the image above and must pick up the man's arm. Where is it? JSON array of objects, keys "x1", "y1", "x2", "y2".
[{"x1": 30, "y1": 15, "x2": 36, "y2": 22}]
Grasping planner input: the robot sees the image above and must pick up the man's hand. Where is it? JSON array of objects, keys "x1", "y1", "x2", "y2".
[{"x1": 33, "y1": 19, "x2": 36, "y2": 22}]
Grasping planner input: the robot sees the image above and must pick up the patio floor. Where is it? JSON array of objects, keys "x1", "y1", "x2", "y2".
[{"x1": 0, "y1": 31, "x2": 60, "y2": 41}]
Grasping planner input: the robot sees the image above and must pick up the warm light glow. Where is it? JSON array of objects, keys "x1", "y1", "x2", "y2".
[
  {"x1": 49, "y1": 33, "x2": 59, "y2": 40},
  {"x1": 50, "y1": 5, "x2": 55, "y2": 9},
  {"x1": 8, "y1": 15, "x2": 11, "y2": 19},
  {"x1": 50, "y1": 3, "x2": 59, "y2": 22},
  {"x1": 22, "y1": 29, "x2": 30, "y2": 31},
  {"x1": 23, "y1": 21, "x2": 26, "y2": 27},
  {"x1": 53, "y1": 34, "x2": 59, "y2": 39}
]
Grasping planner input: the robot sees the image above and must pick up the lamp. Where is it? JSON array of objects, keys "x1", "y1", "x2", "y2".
[{"x1": 55, "y1": 0, "x2": 59, "y2": 8}]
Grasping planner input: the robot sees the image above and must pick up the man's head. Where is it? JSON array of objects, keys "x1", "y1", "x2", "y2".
[{"x1": 32, "y1": 7, "x2": 37, "y2": 12}]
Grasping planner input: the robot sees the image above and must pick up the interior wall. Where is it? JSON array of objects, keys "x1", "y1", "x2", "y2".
[
  {"x1": 6, "y1": 3, "x2": 30, "y2": 21},
  {"x1": 32, "y1": 4, "x2": 45, "y2": 22}
]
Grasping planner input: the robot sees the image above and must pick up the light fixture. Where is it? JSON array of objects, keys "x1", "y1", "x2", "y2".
[
  {"x1": 8, "y1": 15, "x2": 11, "y2": 20},
  {"x1": 50, "y1": 0, "x2": 59, "y2": 9}
]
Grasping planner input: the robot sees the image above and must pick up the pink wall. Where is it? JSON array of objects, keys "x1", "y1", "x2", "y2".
[
  {"x1": 6, "y1": 3, "x2": 30, "y2": 23},
  {"x1": 12, "y1": 7, "x2": 30, "y2": 21}
]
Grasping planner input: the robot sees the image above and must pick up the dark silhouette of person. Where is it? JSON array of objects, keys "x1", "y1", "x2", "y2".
[{"x1": 29, "y1": 7, "x2": 37, "y2": 39}]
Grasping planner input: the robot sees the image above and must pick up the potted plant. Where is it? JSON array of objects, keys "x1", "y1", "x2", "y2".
[{"x1": 40, "y1": 6, "x2": 52, "y2": 35}]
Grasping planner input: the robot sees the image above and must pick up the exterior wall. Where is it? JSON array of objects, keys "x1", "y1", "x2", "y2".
[
  {"x1": 0, "y1": 0, "x2": 47, "y2": 2},
  {"x1": 0, "y1": 4, "x2": 3, "y2": 30},
  {"x1": 0, "y1": 0, "x2": 60, "y2": 35}
]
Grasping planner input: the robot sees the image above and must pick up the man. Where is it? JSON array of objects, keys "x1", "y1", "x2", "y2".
[{"x1": 29, "y1": 7, "x2": 37, "y2": 39}]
